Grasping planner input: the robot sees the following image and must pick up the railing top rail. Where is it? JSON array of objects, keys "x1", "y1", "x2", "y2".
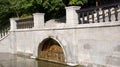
[
  {"x1": 16, "y1": 17, "x2": 33, "y2": 23},
  {"x1": 77, "y1": 3, "x2": 120, "y2": 13}
]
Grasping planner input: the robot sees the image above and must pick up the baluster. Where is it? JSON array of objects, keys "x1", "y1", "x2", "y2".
[
  {"x1": 23, "y1": 23, "x2": 25, "y2": 29},
  {"x1": 32, "y1": 23, "x2": 34, "y2": 28},
  {"x1": 5, "y1": 29, "x2": 7, "y2": 35},
  {"x1": 20, "y1": 23, "x2": 23, "y2": 29},
  {"x1": 19, "y1": 24, "x2": 22, "y2": 29},
  {"x1": 26, "y1": 22, "x2": 28, "y2": 28},
  {"x1": 30, "y1": 22, "x2": 32, "y2": 28},
  {"x1": 0, "y1": 31, "x2": 2, "y2": 38},
  {"x1": 3, "y1": 29, "x2": 5, "y2": 36},
  {"x1": 5, "y1": 28, "x2": 8, "y2": 35},
  {"x1": 31, "y1": 22, "x2": 33, "y2": 28},
  {"x1": 27, "y1": 22, "x2": 29, "y2": 28},
  {"x1": 97, "y1": 10, "x2": 100, "y2": 22},
  {"x1": 29, "y1": 23, "x2": 31, "y2": 28},
  {"x1": 18, "y1": 23, "x2": 20, "y2": 29},
  {"x1": 16, "y1": 23, "x2": 18, "y2": 29},
  {"x1": 30, "y1": 23, "x2": 32, "y2": 28},
  {"x1": 28, "y1": 23, "x2": 30, "y2": 28},
  {"x1": 16, "y1": 22, "x2": 19, "y2": 29},
  {"x1": 1, "y1": 31, "x2": 3, "y2": 38},
  {"x1": 25, "y1": 22, "x2": 28, "y2": 29},
  {"x1": 4, "y1": 29, "x2": 7, "y2": 36},
  {"x1": 6, "y1": 28, "x2": 8, "y2": 34},
  {"x1": 78, "y1": 13, "x2": 81, "y2": 24},
  {"x1": 1, "y1": 28, "x2": 3, "y2": 37},
  {"x1": 108, "y1": 8, "x2": 111, "y2": 22},
  {"x1": 115, "y1": 7, "x2": 118, "y2": 21},
  {"x1": 26, "y1": 23, "x2": 29, "y2": 28},
  {"x1": 21, "y1": 22, "x2": 25, "y2": 29},
  {"x1": 92, "y1": 11, "x2": 94, "y2": 23},
  {"x1": 18, "y1": 23, "x2": 21, "y2": 29},
  {"x1": 28, "y1": 22, "x2": 30, "y2": 28},
  {"x1": 87, "y1": 12, "x2": 89, "y2": 23},
  {"x1": 102, "y1": 9, "x2": 105, "y2": 22},
  {"x1": 29, "y1": 22, "x2": 31, "y2": 28},
  {"x1": 19, "y1": 22, "x2": 22, "y2": 29},
  {"x1": 82, "y1": 12, "x2": 85, "y2": 24},
  {"x1": 23, "y1": 22, "x2": 25, "y2": 29},
  {"x1": 27, "y1": 24, "x2": 29, "y2": 28},
  {"x1": 28, "y1": 22, "x2": 31, "y2": 28}
]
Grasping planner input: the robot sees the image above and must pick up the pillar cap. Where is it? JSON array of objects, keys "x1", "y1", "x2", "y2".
[
  {"x1": 33, "y1": 13, "x2": 45, "y2": 16},
  {"x1": 65, "y1": 6, "x2": 81, "y2": 10},
  {"x1": 10, "y1": 18, "x2": 19, "y2": 20}
]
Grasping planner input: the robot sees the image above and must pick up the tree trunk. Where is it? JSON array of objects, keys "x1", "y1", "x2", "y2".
[{"x1": 14, "y1": 9, "x2": 19, "y2": 18}]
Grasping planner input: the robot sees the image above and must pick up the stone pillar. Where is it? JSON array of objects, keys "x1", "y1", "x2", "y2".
[
  {"x1": 65, "y1": 6, "x2": 81, "y2": 25},
  {"x1": 10, "y1": 18, "x2": 19, "y2": 31},
  {"x1": 33, "y1": 13, "x2": 45, "y2": 29},
  {"x1": 9, "y1": 18, "x2": 19, "y2": 54}
]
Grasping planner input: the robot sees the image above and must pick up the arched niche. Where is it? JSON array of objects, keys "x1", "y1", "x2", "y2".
[{"x1": 37, "y1": 38, "x2": 65, "y2": 63}]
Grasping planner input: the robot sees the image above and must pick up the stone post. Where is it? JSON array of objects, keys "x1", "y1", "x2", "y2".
[
  {"x1": 10, "y1": 18, "x2": 19, "y2": 31},
  {"x1": 33, "y1": 13, "x2": 45, "y2": 29},
  {"x1": 65, "y1": 6, "x2": 81, "y2": 25}
]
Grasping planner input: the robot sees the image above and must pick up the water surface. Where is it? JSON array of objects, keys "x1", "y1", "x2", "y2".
[{"x1": 0, "y1": 53, "x2": 83, "y2": 67}]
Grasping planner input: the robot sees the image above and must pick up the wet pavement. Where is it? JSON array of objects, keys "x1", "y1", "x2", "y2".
[{"x1": 0, "y1": 53, "x2": 83, "y2": 67}]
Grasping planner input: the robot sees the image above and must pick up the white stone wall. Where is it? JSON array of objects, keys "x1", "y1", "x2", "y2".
[
  {"x1": 76, "y1": 25, "x2": 120, "y2": 67},
  {"x1": 0, "y1": 21, "x2": 118, "y2": 67},
  {"x1": 0, "y1": 32, "x2": 15, "y2": 53},
  {"x1": 0, "y1": 6, "x2": 120, "y2": 67},
  {"x1": 0, "y1": 21, "x2": 120, "y2": 67},
  {"x1": 13, "y1": 28, "x2": 78, "y2": 65}
]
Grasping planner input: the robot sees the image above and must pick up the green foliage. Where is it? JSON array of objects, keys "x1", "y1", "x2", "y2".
[
  {"x1": 0, "y1": 0, "x2": 89, "y2": 29},
  {"x1": 69, "y1": 0, "x2": 88, "y2": 5},
  {"x1": 44, "y1": 0, "x2": 65, "y2": 11},
  {"x1": 0, "y1": 0, "x2": 88, "y2": 18},
  {"x1": 7, "y1": 0, "x2": 35, "y2": 17}
]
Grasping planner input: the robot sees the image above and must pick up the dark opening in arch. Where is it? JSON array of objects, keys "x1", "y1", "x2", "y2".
[{"x1": 38, "y1": 38, "x2": 65, "y2": 63}]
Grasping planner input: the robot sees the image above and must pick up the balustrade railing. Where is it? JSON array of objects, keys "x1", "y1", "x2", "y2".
[
  {"x1": 76, "y1": 3, "x2": 120, "y2": 24},
  {"x1": 16, "y1": 18, "x2": 34, "y2": 29},
  {"x1": 0, "y1": 25, "x2": 10, "y2": 39}
]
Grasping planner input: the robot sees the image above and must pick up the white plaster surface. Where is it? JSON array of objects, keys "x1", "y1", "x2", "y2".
[{"x1": 0, "y1": 6, "x2": 120, "y2": 67}]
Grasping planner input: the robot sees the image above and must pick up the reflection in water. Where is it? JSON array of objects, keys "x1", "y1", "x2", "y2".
[{"x1": 0, "y1": 53, "x2": 82, "y2": 67}]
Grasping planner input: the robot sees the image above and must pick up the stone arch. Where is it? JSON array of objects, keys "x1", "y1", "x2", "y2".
[{"x1": 37, "y1": 37, "x2": 66, "y2": 63}]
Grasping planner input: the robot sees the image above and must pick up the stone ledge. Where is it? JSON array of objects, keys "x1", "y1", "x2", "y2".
[{"x1": 10, "y1": 21, "x2": 120, "y2": 32}]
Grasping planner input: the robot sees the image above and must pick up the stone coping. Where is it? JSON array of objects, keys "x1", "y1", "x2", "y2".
[{"x1": 10, "y1": 21, "x2": 120, "y2": 32}]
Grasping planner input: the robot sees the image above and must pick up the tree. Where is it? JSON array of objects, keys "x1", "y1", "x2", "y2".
[
  {"x1": 36, "y1": 0, "x2": 88, "y2": 11},
  {"x1": 0, "y1": 0, "x2": 88, "y2": 29},
  {"x1": 7, "y1": 0, "x2": 35, "y2": 17},
  {"x1": 35, "y1": 0, "x2": 88, "y2": 19},
  {"x1": 69, "y1": 0, "x2": 88, "y2": 5},
  {"x1": 0, "y1": 0, "x2": 88, "y2": 18}
]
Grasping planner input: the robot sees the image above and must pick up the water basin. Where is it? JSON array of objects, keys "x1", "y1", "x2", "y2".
[{"x1": 0, "y1": 53, "x2": 83, "y2": 67}]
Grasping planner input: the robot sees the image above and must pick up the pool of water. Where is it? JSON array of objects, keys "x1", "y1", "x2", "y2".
[{"x1": 0, "y1": 53, "x2": 83, "y2": 67}]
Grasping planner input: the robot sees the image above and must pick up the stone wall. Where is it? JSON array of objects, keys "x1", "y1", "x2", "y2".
[
  {"x1": 0, "y1": 32, "x2": 16, "y2": 53},
  {"x1": 0, "y1": 6, "x2": 120, "y2": 67},
  {"x1": 76, "y1": 24, "x2": 120, "y2": 67},
  {"x1": 2, "y1": 21, "x2": 119, "y2": 67}
]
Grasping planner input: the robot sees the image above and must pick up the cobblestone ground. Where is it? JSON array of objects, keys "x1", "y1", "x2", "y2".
[{"x1": 0, "y1": 53, "x2": 83, "y2": 67}]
